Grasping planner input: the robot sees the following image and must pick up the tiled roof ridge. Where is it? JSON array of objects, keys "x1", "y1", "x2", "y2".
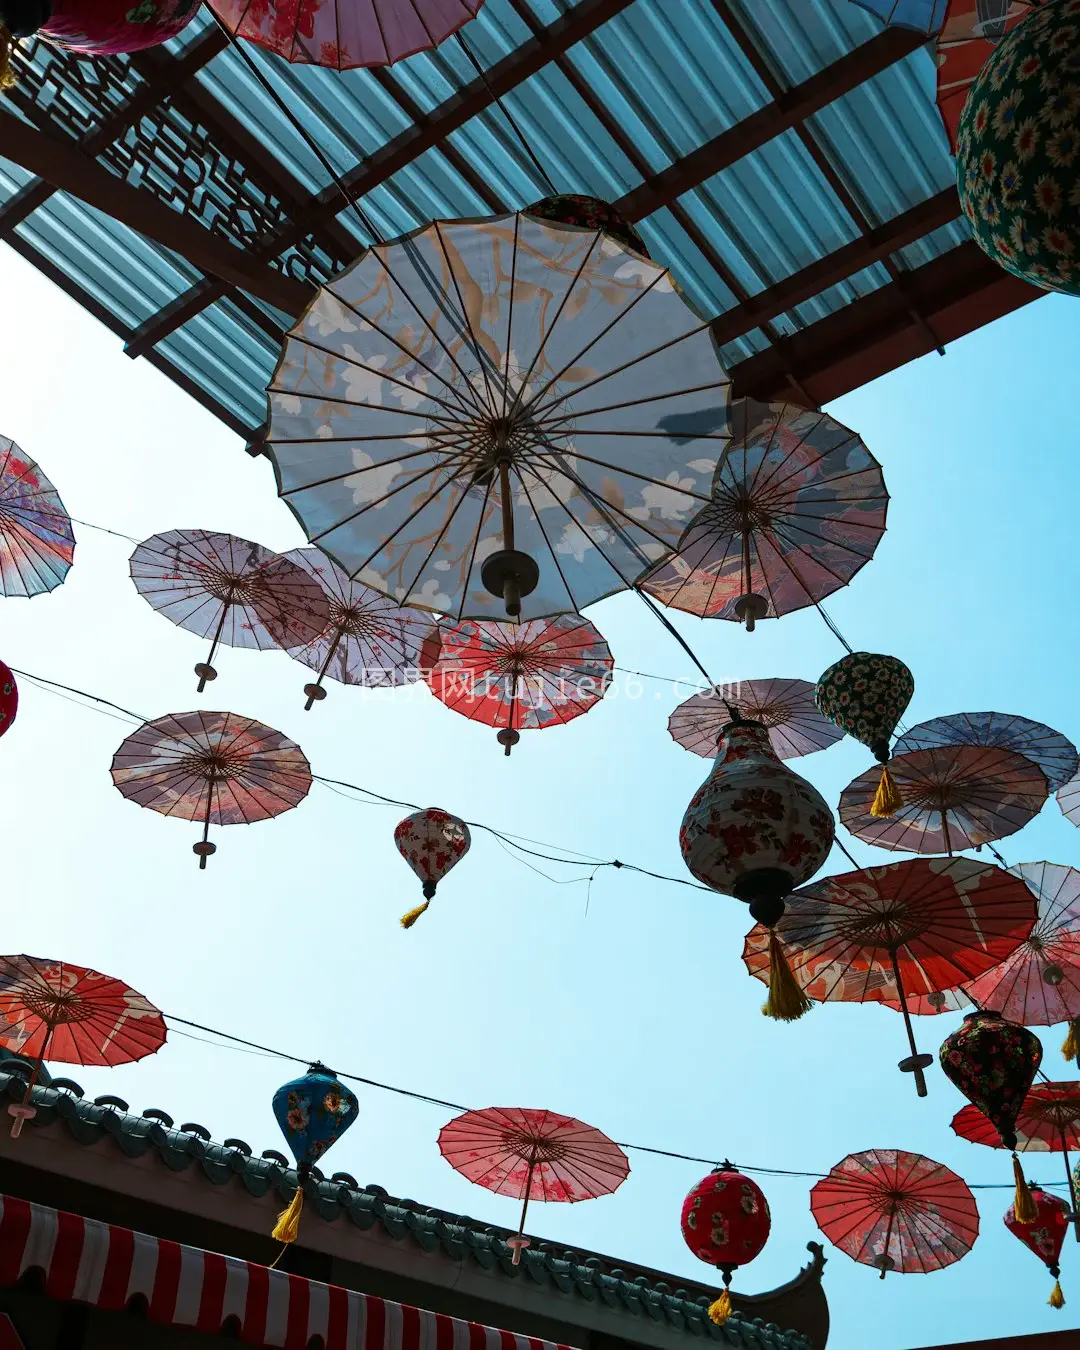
[{"x1": 0, "y1": 1062, "x2": 814, "y2": 1350}]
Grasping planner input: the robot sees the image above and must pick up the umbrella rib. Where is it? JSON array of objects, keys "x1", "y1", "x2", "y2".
[{"x1": 431, "y1": 219, "x2": 500, "y2": 415}]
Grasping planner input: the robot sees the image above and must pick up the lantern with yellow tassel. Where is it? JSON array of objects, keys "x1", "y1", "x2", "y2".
[
  {"x1": 940, "y1": 1011, "x2": 1043, "y2": 1224},
  {"x1": 394, "y1": 807, "x2": 471, "y2": 928},
  {"x1": 680, "y1": 1164, "x2": 771, "y2": 1326},
  {"x1": 679, "y1": 716, "x2": 834, "y2": 1022},
  {"x1": 1005, "y1": 1185, "x2": 1069, "y2": 1311},
  {"x1": 815, "y1": 653, "x2": 914, "y2": 818},
  {"x1": 270, "y1": 1064, "x2": 357, "y2": 1259}
]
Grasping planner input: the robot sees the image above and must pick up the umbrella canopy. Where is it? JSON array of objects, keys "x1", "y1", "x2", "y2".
[
  {"x1": 266, "y1": 207, "x2": 728, "y2": 622},
  {"x1": 1056, "y1": 772, "x2": 1080, "y2": 829},
  {"x1": 0, "y1": 434, "x2": 75, "y2": 597},
  {"x1": 839, "y1": 744, "x2": 1049, "y2": 854},
  {"x1": 639, "y1": 399, "x2": 887, "y2": 629},
  {"x1": 894, "y1": 712, "x2": 1078, "y2": 792},
  {"x1": 849, "y1": 0, "x2": 949, "y2": 29},
  {"x1": 880, "y1": 987, "x2": 975, "y2": 1015},
  {"x1": 207, "y1": 0, "x2": 485, "y2": 69},
  {"x1": 437, "y1": 1106, "x2": 629, "y2": 1262},
  {"x1": 936, "y1": 0, "x2": 1042, "y2": 148},
  {"x1": 743, "y1": 857, "x2": 1037, "y2": 1094},
  {"x1": 281, "y1": 547, "x2": 435, "y2": 709},
  {"x1": 423, "y1": 614, "x2": 612, "y2": 754},
  {"x1": 110, "y1": 711, "x2": 312, "y2": 867},
  {"x1": 668, "y1": 677, "x2": 844, "y2": 760},
  {"x1": 811, "y1": 1148, "x2": 979, "y2": 1276},
  {"x1": 130, "y1": 531, "x2": 330, "y2": 691},
  {"x1": 953, "y1": 1083, "x2": 1080, "y2": 1153}
]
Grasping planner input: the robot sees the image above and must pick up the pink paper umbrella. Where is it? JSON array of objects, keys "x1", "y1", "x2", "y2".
[
  {"x1": 438, "y1": 1107, "x2": 629, "y2": 1264},
  {"x1": 207, "y1": 0, "x2": 486, "y2": 69},
  {"x1": 668, "y1": 677, "x2": 843, "y2": 760}
]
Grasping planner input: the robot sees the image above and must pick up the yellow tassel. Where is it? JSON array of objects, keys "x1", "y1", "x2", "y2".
[
  {"x1": 272, "y1": 1184, "x2": 304, "y2": 1244},
  {"x1": 1049, "y1": 1279, "x2": 1065, "y2": 1310},
  {"x1": 708, "y1": 1290, "x2": 732, "y2": 1326},
  {"x1": 1013, "y1": 1154, "x2": 1038, "y2": 1224},
  {"x1": 761, "y1": 931, "x2": 813, "y2": 1022},
  {"x1": 870, "y1": 763, "x2": 903, "y2": 818},
  {"x1": 0, "y1": 26, "x2": 15, "y2": 92},
  {"x1": 400, "y1": 900, "x2": 429, "y2": 929},
  {"x1": 1061, "y1": 1017, "x2": 1080, "y2": 1063}
]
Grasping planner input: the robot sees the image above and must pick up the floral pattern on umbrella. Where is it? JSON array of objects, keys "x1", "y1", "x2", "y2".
[
  {"x1": 895, "y1": 712, "x2": 1078, "y2": 792},
  {"x1": 207, "y1": 0, "x2": 486, "y2": 69},
  {"x1": 953, "y1": 1082, "x2": 1080, "y2": 1153},
  {"x1": 0, "y1": 435, "x2": 75, "y2": 597},
  {"x1": 668, "y1": 677, "x2": 844, "y2": 760},
  {"x1": 639, "y1": 399, "x2": 887, "y2": 627},
  {"x1": 936, "y1": 0, "x2": 1043, "y2": 149},
  {"x1": 839, "y1": 744, "x2": 1049, "y2": 853},
  {"x1": 811, "y1": 1149, "x2": 979, "y2": 1276},
  {"x1": 267, "y1": 211, "x2": 729, "y2": 622}
]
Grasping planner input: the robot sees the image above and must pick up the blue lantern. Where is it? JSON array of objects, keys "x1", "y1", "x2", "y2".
[{"x1": 270, "y1": 1063, "x2": 358, "y2": 1250}]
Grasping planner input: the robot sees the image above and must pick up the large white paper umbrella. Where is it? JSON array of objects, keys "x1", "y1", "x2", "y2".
[{"x1": 265, "y1": 208, "x2": 730, "y2": 622}]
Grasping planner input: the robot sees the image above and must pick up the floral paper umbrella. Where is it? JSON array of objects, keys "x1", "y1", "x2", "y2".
[
  {"x1": 0, "y1": 955, "x2": 165, "y2": 1136},
  {"x1": 894, "y1": 712, "x2": 1078, "y2": 792},
  {"x1": 130, "y1": 531, "x2": 330, "y2": 691},
  {"x1": 110, "y1": 711, "x2": 312, "y2": 867},
  {"x1": 811, "y1": 1149, "x2": 979, "y2": 1277},
  {"x1": 423, "y1": 614, "x2": 613, "y2": 754},
  {"x1": 668, "y1": 677, "x2": 844, "y2": 760},
  {"x1": 639, "y1": 399, "x2": 887, "y2": 630},
  {"x1": 936, "y1": 0, "x2": 1042, "y2": 149},
  {"x1": 0, "y1": 435, "x2": 75, "y2": 597},
  {"x1": 839, "y1": 745, "x2": 1049, "y2": 854},
  {"x1": 266, "y1": 204, "x2": 728, "y2": 622},
  {"x1": 743, "y1": 857, "x2": 1037, "y2": 1095},
  {"x1": 207, "y1": 0, "x2": 486, "y2": 69},
  {"x1": 281, "y1": 547, "x2": 435, "y2": 709},
  {"x1": 438, "y1": 1106, "x2": 629, "y2": 1264}
]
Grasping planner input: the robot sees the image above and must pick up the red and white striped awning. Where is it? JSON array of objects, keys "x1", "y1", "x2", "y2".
[{"x1": 0, "y1": 1194, "x2": 577, "y2": 1350}]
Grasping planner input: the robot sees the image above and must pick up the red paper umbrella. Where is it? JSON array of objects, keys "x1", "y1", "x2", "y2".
[
  {"x1": 640, "y1": 399, "x2": 887, "y2": 629},
  {"x1": 668, "y1": 677, "x2": 843, "y2": 760},
  {"x1": 0, "y1": 434, "x2": 75, "y2": 598},
  {"x1": 839, "y1": 745, "x2": 1049, "y2": 854},
  {"x1": 743, "y1": 858, "x2": 1037, "y2": 1096},
  {"x1": 438, "y1": 1107, "x2": 629, "y2": 1264},
  {"x1": 0, "y1": 955, "x2": 165, "y2": 1137},
  {"x1": 936, "y1": 0, "x2": 1042, "y2": 149},
  {"x1": 894, "y1": 713, "x2": 1078, "y2": 792},
  {"x1": 130, "y1": 531, "x2": 330, "y2": 692},
  {"x1": 811, "y1": 1149, "x2": 979, "y2": 1276},
  {"x1": 423, "y1": 615, "x2": 612, "y2": 755},
  {"x1": 207, "y1": 0, "x2": 485, "y2": 69},
  {"x1": 110, "y1": 711, "x2": 312, "y2": 867},
  {"x1": 281, "y1": 548, "x2": 435, "y2": 709},
  {"x1": 880, "y1": 987, "x2": 975, "y2": 1016}
]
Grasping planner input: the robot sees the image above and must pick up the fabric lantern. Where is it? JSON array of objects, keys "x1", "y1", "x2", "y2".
[
  {"x1": 394, "y1": 807, "x2": 471, "y2": 929},
  {"x1": 815, "y1": 652, "x2": 914, "y2": 817},
  {"x1": 0, "y1": 661, "x2": 16, "y2": 739},
  {"x1": 680, "y1": 717, "x2": 835, "y2": 1021},
  {"x1": 525, "y1": 194, "x2": 649, "y2": 258},
  {"x1": 940, "y1": 1010, "x2": 1043, "y2": 1222},
  {"x1": 271, "y1": 1064, "x2": 358, "y2": 1254},
  {"x1": 956, "y1": 0, "x2": 1080, "y2": 299},
  {"x1": 680, "y1": 1164, "x2": 771, "y2": 1326},
  {"x1": 1005, "y1": 1185, "x2": 1069, "y2": 1309}
]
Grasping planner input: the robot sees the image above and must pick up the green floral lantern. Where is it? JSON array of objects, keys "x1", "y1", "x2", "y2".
[
  {"x1": 956, "y1": 0, "x2": 1080, "y2": 298},
  {"x1": 815, "y1": 652, "x2": 914, "y2": 817}
]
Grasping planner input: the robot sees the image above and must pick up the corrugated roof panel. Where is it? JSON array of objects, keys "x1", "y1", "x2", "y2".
[
  {"x1": 156, "y1": 297, "x2": 279, "y2": 427},
  {"x1": 728, "y1": 0, "x2": 882, "y2": 81}
]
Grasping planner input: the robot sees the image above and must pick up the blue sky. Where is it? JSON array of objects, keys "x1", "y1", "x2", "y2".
[{"x1": 1, "y1": 244, "x2": 1079, "y2": 1350}]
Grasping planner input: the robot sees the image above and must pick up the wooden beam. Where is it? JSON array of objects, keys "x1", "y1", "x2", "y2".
[
  {"x1": 0, "y1": 109, "x2": 313, "y2": 316},
  {"x1": 614, "y1": 26, "x2": 926, "y2": 222}
]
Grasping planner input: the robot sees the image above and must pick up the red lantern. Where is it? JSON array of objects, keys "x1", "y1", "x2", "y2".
[
  {"x1": 394, "y1": 807, "x2": 471, "y2": 929},
  {"x1": 1005, "y1": 1185, "x2": 1069, "y2": 1311},
  {"x1": 680, "y1": 1164, "x2": 771, "y2": 1327},
  {"x1": 0, "y1": 662, "x2": 16, "y2": 739},
  {"x1": 3, "y1": 0, "x2": 199, "y2": 57}
]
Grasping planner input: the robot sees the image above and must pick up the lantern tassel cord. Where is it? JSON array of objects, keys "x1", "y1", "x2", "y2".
[
  {"x1": 761, "y1": 931, "x2": 813, "y2": 1022},
  {"x1": 870, "y1": 763, "x2": 903, "y2": 818},
  {"x1": 708, "y1": 1269, "x2": 734, "y2": 1326},
  {"x1": 1050, "y1": 1277, "x2": 1066, "y2": 1310},
  {"x1": 1061, "y1": 1017, "x2": 1080, "y2": 1065},
  {"x1": 270, "y1": 1162, "x2": 311, "y2": 1263},
  {"x1": 401, "y1": 880, "x2": 437, "y2": 929},
  {"x1": 1013, "y1": 1153, "x2": 1039, "y2": 1224}
]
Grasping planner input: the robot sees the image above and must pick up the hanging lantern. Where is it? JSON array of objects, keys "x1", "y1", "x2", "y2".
[
  {"x1": 680, "y1": 717, "x2": 834, "y2": 1021},
  {"x1": 956, "y1": 0, "x2": 1080, "y2": 300},
  {"x1": 0, "y1": 661, "x2": 17, "y2": 740},
  {"x1": 1005, "y1": 1185, "x2": 1069, "y2": 1309},
  {"x1": 525, "y1": 194, "x2": 649, "y2": 258},
  {"x1": 271, "y1": 1063, "x2": 358, "y2": 1255},
  {"x1": 940, "y1": 1010, "x2": 1043, "y2": 1222},
  {"x1": 1, "y1": 0, "x2": 199, "y2": 83},
  {"x1": 394, "y1": 807, "x2": 471, "y2": 929},
  {"x1": 815, "y1": 652, "x2": 914, "y2": 818},
  {"x1": 680, "y1": 1164, "x2": 771, "y2": 1326}
]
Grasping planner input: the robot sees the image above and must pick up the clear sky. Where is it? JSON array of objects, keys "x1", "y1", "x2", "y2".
[{"x1": 1, "y1": 243, "x2": 1079, "y2": 1350}]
